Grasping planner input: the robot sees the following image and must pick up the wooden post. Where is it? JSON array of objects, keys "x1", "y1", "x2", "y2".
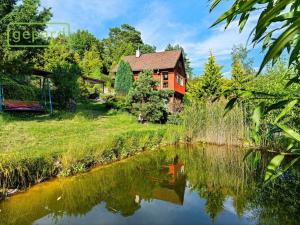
[{"x1": 47, "y1": 78, "x2": 53, "y2": 114}]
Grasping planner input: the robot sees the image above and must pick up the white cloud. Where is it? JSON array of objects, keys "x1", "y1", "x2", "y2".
[
  {"x1": 182, "y1": 15, "x2": 259, "y2": 70},
  {"x1": 41, "y1": 0, "x2": 133, "y2": 32}
]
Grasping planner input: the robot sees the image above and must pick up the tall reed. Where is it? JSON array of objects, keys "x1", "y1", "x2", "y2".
[{"x1": 182, "y1": 100, "x2": 247, "y2": 146}]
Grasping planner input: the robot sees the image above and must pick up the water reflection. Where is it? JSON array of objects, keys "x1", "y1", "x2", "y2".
[{"x1": 0, "y1": 145, "x2": 299, "y2": 225}]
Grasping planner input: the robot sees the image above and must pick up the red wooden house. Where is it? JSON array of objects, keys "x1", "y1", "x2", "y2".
[{"x1": 115, "y1": 49, "x2": 187, "y2": 112}]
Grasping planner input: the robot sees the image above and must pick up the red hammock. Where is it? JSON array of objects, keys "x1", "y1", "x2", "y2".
[{"x1": 4, "y1": 100, "x2": 44, "y2": 111}]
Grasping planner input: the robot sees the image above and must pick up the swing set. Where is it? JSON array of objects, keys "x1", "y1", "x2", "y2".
[{"x1": 0, "y1": 70, "x2": 53, "y2": 113}]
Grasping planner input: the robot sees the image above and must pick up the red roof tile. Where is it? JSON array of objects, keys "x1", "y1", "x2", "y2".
[{"x1": 114, "y1": 50, "x2": 182, "y2": 72}]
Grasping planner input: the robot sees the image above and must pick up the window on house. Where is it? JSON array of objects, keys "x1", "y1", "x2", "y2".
[
  {"x1": 162, "y1": 71, "x2": 168, "y2": 80},
  {"x1": 163, "y1": 82, "x2": 168, "y2": 88},
  {"x1": 176, "y1": 73, "x2": 184, "y2": 86}
]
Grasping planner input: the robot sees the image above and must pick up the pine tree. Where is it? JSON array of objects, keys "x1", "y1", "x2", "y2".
[
  {"x1": 115, "y1": 60, "x2": 133, "y2": 95},
  {"x1": 126, "y1": 70, "x2": 170, "y2": 123},
  {"x1": 202, "y1": 52, "x2": 223, "y2": 100},
  {"x1": 231, "y1": 60, "x2": 246, "y2": 87}
]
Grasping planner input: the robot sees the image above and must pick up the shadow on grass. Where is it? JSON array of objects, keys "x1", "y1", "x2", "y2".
[{"x1": 0, "y1": 102, "x2": 111, "y2": 123}]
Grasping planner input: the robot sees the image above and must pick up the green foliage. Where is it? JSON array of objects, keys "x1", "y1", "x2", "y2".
[
  {"x1": 139, "y1": 43, "x2": 156, "y2": 54},
  {"x1": 0, "y1": 0, "x2": 51, "y2": 78},
  {"x1": 185, "y1": 76, "x2": 205, "y2": 102},
  {"x1": 103, "y1": 24, "x2": 156, "y2": 73},
  {"x1": 0, "y1": 74, "x2": 40, "y2": 100},
  {"x1": 165, "y1": 44, "x2": 193, "y2": 78},
  {"x1": 44, "y1": 37, "x2": 81, "y2": 108},
  {"x1": 80, "y1": 45, "x2": 103, "y2": 79},
  {"x1": 201, "y1": 52, "x2": 223, "y2": 100},
  {"x1": 78, "y1": 45, "x2": 104, "y2": 99},
  {"x1": 231, "y1": 45, "x2": 254, "y2": 75},
  {"x1": 104, "y1": 95, "x2": 129, "y2": 111},
  {"x1": 186, "y1": 57, "x2": 233, "y2": 104},
  {"x1": 231, "y1": 45, "x2": 255, "y2": 90},
  {"x1": 167, "y1": 113, "x2": 183, "y2": 125},
  {"x1": 127, "y1": 70, "x2": 171, "y2": 123},
  {"x1": 211, "y1": 0, "x2": 299, "y2": 72},
  {"x1": 114, "y1": 60, "x2": 133, "y2": 96},
  {"x1": 212, "y1": 0, "x2": 300, "y2": 181},
  {"x1": 68, "y1": 30, "x2": 102, "y2": 59}
]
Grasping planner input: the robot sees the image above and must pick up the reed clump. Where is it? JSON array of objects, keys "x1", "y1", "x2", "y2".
[{"x1": 182, "y1": 100, "x2": 247, "y2": 146}]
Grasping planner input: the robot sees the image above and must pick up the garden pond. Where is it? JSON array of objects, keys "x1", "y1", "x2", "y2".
[{"x1": 0, "y1": 144, "x2": 299, "y2": 225}]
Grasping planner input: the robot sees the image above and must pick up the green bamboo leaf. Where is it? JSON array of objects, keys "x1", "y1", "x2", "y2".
[
  {"x1": 262, "y1": 32, "x2": 272, "y2": 49},
  {"x1": 239, "y1": 90, "x2": 256, "y2": 98},
  {"x1": 264, "y1": 156, "x2": 300, "y2": 185},
  {"x1": 211, "y1": 0, "x2": 257, "y2": 28},
  {"x1": 266, "y1": 99, "x2": 290, "y2": 113},
  {"x1": 252, "y1": 105, "x2": 263, "y2": 132},
  {"x1": 258, "y1": 17, "x2": 300, "y2": 73},
  {"x1": 211, "y1": 4, "x2": 238, "y2": 27},
  {"x1": 274, "y1": 99, "x2": 298, "y2": 123},
  {"x1": 253, "y1": 151, "x2": 261, "y2": 167},
  {"x1": 264, "y1": 154, "x2": 285, "y2": 182},
  {"x1": 243, "y1": 148, "x2": 255, "y2": 161},
  {"x1": 276, "y1": 123, "x2": 300, "y2": 142},
  {"x1": 291, "y1": 149, "x2": 300, "y2": 155},
  {"x1": 289, "y1": 39, "x2": 300, "y2": 66},
  {"x1": 254, "y1": 0, "x2": 294, "y2": 42},
  {"x1": 239, "y1": 13, "x2": 249, "y2": 32},
  {"x1": 224, "y1": 97, "x2": 238, "y2": 116},
  {"x1": 270, "y1": 11, "x2": 297, "y2": 23},
  {"x1": 210, "y1": 0, "x2": 221, "y2": 12}
]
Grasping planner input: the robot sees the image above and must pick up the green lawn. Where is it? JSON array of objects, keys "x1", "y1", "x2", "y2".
[
  {"x1": 0, "y1": 103, "x2": 166, "y2": 153},
  {"x1": 0, "y1": 103, "x2": 180, "y2": 190}
]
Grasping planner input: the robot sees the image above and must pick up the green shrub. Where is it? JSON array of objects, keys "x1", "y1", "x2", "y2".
[
  {"x1": 127, "y1": 70, "x2": 171, "y2": 123},
  {"x1": 104, "y1": 95, "x2": 129, "y2": 111},
  {"x1": 167, "y1": 113, "x2": 183, "y2": 125}
]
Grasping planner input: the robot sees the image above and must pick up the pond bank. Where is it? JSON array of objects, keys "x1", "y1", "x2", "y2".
[
  {"x1": 0, "y1": 126, "x2": 179, "y2": 200},
  {"x1": 0, "y1": 103, "x2": 185, "y2": 199}
]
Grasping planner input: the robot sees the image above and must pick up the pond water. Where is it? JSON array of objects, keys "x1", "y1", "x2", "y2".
[{"x1": 0, "y1": 145, "x2": 299, "y2": 225}]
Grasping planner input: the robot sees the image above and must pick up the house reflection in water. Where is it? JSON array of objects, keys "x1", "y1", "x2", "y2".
[{"x1": 135, "y1": 155, "x2": 186, "y2": 206}]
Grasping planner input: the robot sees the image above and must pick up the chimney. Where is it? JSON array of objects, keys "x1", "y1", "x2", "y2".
[{"x1": 136, "y1": 47, "x2": 141, "y2": 58}]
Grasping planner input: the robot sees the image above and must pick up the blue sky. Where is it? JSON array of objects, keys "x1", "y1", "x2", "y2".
[{"x1": 40, "y1": 0, "x2": 263, "y2": 77}]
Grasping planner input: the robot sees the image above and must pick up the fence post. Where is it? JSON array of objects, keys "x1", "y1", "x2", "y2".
[{"x1": 47, "y1": 78, "x2": 53, "y2": 114}]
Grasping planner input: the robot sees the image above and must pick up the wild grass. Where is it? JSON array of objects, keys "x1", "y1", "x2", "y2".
[
  {"x1": 0, "y1": 102, "x2": 178, "y2": 193},
  {"x1": 182, "y1": 100, "x2": 247, "y2": 146}
]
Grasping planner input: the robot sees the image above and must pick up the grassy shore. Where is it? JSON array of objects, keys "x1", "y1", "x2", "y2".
[{"x1": 0, "y1": 103, "x2": 180, "y2": 194}]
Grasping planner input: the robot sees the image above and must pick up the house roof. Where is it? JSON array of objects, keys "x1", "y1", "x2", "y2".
[{"x1": 113, "y1": 50, "x2": 183, "y2": 72}]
